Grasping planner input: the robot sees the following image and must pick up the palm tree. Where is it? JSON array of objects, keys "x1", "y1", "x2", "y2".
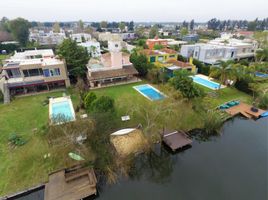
[{"x1": 209, "y1": 60, "x2": 236, "y2": 88}]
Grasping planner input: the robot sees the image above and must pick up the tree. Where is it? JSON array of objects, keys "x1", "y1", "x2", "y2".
[
  {"x1": 8, "y1": 18, "x2": 30, "y2": 46},
  {"x1": 53, "y1": 22, "x2": 60, "y2": 33},
  {"x1": 180, "y1": 27, "x2": 188, "y2": 36},
  {"x1": 169, "y1": 70, "x2": 203, "y2": 99},
  {"x1": 78, "y1": 20, "x2": 84, "y2": 31},
  {"x1": 128, "y1": 21, "x2": 134, "y2": 31},
  {"x1": 190, "y1": 19, "x2": 195, "y2": 30},
  {"x1": 149, "y1": 25, "x2": 158, "y2": 38},
  {"x1": 57, "y1": 39, "x2": 89, "y2": 78},
  {"x1": 100, "y1": 21, "x2": 108, "y2": 29},
  {"x1": 130, "y1": 51, "x2": 153, "y2": 76},
  {"x1": 135, "y1": 27, "x2": 146, "y2": 38},
  {"x1": 119, "y1": 22, "x2": 126, "y2": 32},
  {"x1": 209, "y1": 60, "x2": 236, "y2": 88},
  {"x1": 84, "y1": 92, "x2": 97, "y2": 111},
  {"x1": 91, "y1": 96, "x2": 115, "y2": 113}
]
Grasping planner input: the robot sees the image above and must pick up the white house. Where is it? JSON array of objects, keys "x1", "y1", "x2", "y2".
[
  {"x1": 70, "y1": 33, "x2": 92, "y2": 43},
  {"x1": 29, "y1": 30, "x2": 66, "y2": 45},
  {"x1": 78, "y1": 41, "x2": 101, "y2": 58},
  {"x1": 180, "y1": 37, "x2": 256, "y2": 64}
]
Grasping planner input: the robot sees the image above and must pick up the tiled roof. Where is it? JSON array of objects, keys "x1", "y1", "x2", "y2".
[
  {"x1": 88, "y1": 65, "x2": 138, "y2": 81},
  {"x1": 167, "y1": 60, "x2": 192, "y2": 68}
]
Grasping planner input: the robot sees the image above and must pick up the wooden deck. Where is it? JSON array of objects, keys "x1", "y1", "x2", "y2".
[
  {"x1": 162, "y1": 130, "x2": 192, "y2": 151},
  {"x1": 44, "y1": 167, "x2": 97, "y2": 200},
  {"x1": 225, "y1": 102, "x2": 265, "y2": 119}
]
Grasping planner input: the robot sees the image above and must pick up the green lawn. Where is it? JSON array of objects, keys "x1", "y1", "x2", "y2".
[
  {"x1": 202, "y1": 87, "x2": 252, "y2": 109},
  {"x1": 0, "y1": 81, "x2": 253, "y2": 196},
  {"x1": 0, "y1": 90, "x2": 81, "y2": 196}
]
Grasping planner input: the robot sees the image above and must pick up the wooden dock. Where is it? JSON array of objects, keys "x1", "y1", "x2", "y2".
[
  {"x1": 225, "y1": 102, "x2": 265, "y2": 119},
  {"x1": 44, "y1": 167, "x2": 97, "y2": 200},
  {"x1": 162, "y1": 130, "x2": 192, "y2": 151}
]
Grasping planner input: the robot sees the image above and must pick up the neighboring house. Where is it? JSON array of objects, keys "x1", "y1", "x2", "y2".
[
  {"x1": 146, "y1": 37, "x2": 168, "y2": 50},
  {"x1": 180, "y1": 37, "x2": 256, "y2": 64},
  {"x1": 29, "y1": 30, "x2": 66, "y2": 45},
  {"x1": 98, "y1": 32, "x2": 122, "y2": 42},
  {"x1": 182, "y1": 34, "x2": 199, "y2": 42},
  {"x1": 108, "y1": 40, "x2": 135, "y2": 53},
  {"x1": 78, "y1": 41, "x2": 101, "y2": 57},
  {"x1": 165, "y1": 59, "x2": 197, "y2": 76},
  {"x1": 0, "y1": 49, "x2": 70, "y2": 103},
  {"x1": 87, "y1": 47, "x2": 138, "y2": 88},
  {"x1": 70, "y1": 33, "x2": 92, "y2": 43},
  {"x1": 120, "y1": 32, "x2": 137, "y2": 40},
  {"x1": 166, "y1": 39, "x2": 187, "y2": 46},
  {"x1": 140, "y1": 48, "x2": 178, "y2": 63}
]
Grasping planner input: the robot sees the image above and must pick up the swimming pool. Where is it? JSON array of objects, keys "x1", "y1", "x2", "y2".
[
  {"x1": 49, "y1": 97, "x2": 76, "y2": 124},
  {"x1": 191, "y1": 75, "x2": 222, "y2": 90},
  {"x1": 255, "y1": 72, "x2": 268, "y2": 78},
  {"x1": 133, "y1": 84, "x2": 165, "y2": 101}
]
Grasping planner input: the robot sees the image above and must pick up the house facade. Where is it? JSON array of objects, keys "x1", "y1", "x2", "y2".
[
  {"x1": 70, "y1": 33, "x2": 92, "y2": 43},
  {"x1": 29, "y1": 30, "x2": 66, "y2": 45},
  {"x1": 0, "y1": 49, "x2": 70, "y2": 103},
  {"x1": 87, "y1": 44, "x2": 138, "y2": 88},
  {"x1": 140, "y1": 48, "x2": 178, "y2": 63},
  {"x1": 180, "y1": 38, "x2": 256, "y2": 64}
]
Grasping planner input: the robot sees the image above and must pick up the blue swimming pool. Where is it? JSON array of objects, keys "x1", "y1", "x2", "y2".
[
  {"x1": 134, "y1": 84, "x2": 165, "y2": 101},
  {"x1": 255, "y1": 72, "x2": 268, "y2": 78},
  {"x1": 51, "y1": 100, "x2": 75, "y2": 122},
  {"x1": 191, "y1": 76, "x2": 221, "y2": 90}
]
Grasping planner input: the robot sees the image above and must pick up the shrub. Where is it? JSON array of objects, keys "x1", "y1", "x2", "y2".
[
  {"x1": 203, "y1": 110, "x2": 225, "y2": 135},
  {"x1": 8, "y1": 133, "x2": 27, "y2": 147},
  {"x1": 84, "y1": 92, "x2": 97, "y2": 111},
  {"x1": 169, "y1": 70, "x2": 203, "y2": 99},
  {"x1": 258, "y1": 93, "x2": 268, "y2": 110},
  {"x1": 91, "y1": 96, "x2": 115, "y2": 113}
]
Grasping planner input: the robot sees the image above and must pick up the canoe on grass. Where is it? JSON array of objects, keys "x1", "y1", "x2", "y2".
[
  {"x1": 111, "y1": 128, "x2": 136, "y2": 136},
  {"x1": 68, "y1": 152, "x2": 85, "y2": 161}
]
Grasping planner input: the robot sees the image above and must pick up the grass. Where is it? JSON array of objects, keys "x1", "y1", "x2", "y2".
[
  {"x1": 0, "y1": 81, "x2": 253, "y2": 196},
  {"x1": 0, "y1": 54, "x2": 9, "y2": 65},
  {"x1": 0, "y1": 90, "x2": 83, "y2": 196}
]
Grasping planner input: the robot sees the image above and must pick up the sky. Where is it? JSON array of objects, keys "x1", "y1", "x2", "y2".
[{"x1": 0, "y1": 0, "x2": 267, "y2": 22}]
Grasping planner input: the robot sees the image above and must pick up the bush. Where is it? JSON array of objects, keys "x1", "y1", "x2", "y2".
[
  {"x1": 8, "y1": 133, "x2": 27, "y2": 147},
  {"x1": 258, "y1": 93, "x2": 268, "y2": 110},
  {"x1": 91, "y1": 96, "x2": 115, "y2": 113},
  {"x1": 169, "y1": 70, "x2": 203, "y2": 99},
  {"x1": 203, "y1": 110, "x2": 225, "y2": 135},
  {"x1": 84, "y1": 92, "x2": 97, "y2": 111}
]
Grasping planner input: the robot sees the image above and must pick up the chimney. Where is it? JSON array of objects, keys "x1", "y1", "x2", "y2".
[{"x1": 111, "y1": 52, "x2": 123, "y2": 68}]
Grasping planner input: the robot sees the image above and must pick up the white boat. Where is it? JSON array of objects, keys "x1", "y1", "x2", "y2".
[{"x1": 111, "y1": 128, "x2": 136, "y2": 136}]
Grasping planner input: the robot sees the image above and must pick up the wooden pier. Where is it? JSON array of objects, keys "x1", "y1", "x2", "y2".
[
  {"x1": 225, "y1": 102, "x2": 265, "y2": 119},
  {"x1": 44, "y1": 166, "x2": 97, "y2": 200},
  {"x1": 162, "y1": 130, "x2": 192, "y2": 151}
]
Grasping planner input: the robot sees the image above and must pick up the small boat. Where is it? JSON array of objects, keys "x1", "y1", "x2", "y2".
[
  {"x1": 68, "y1": 152, "x2": 85, "y2": 161},
  {"x1": 111, "y1": 128, "x2": 136, "y2": 136},
  {"x1": 260, "y1": 111, "x2": 268, "y2": 118}
]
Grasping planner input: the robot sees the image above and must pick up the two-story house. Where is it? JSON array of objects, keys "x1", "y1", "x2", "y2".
[
  {"x1": 0, "y1": 49, "x2": 70, "y2": 103},
  {"x1": 87, "y1": 41, "x2": 138, "y2": 88}
]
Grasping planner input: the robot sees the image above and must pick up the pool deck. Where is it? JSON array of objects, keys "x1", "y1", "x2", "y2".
[
  {"x1": 162, "y1": 130, "x2": 192, "y2": 151},
  {"x1": 44, "y1": 167, "x2": 97, "y2": 200},
  {"x1": 225, "y1": 102, "x2": 265, "y2": 119}
]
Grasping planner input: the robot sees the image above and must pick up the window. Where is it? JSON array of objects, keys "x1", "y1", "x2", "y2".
[
  {"x1": 49, "y1": 68, "x2": 61, "y2": 77},
  {"x1": 150, "y1": 56, "x2": 156, "y2": 63},
  {"x1": 6, "y1": 69, "x2": 21, "y2": 78},
  {"x1": 23, "y1": 68, "x2": 43, "y2": 77}
]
